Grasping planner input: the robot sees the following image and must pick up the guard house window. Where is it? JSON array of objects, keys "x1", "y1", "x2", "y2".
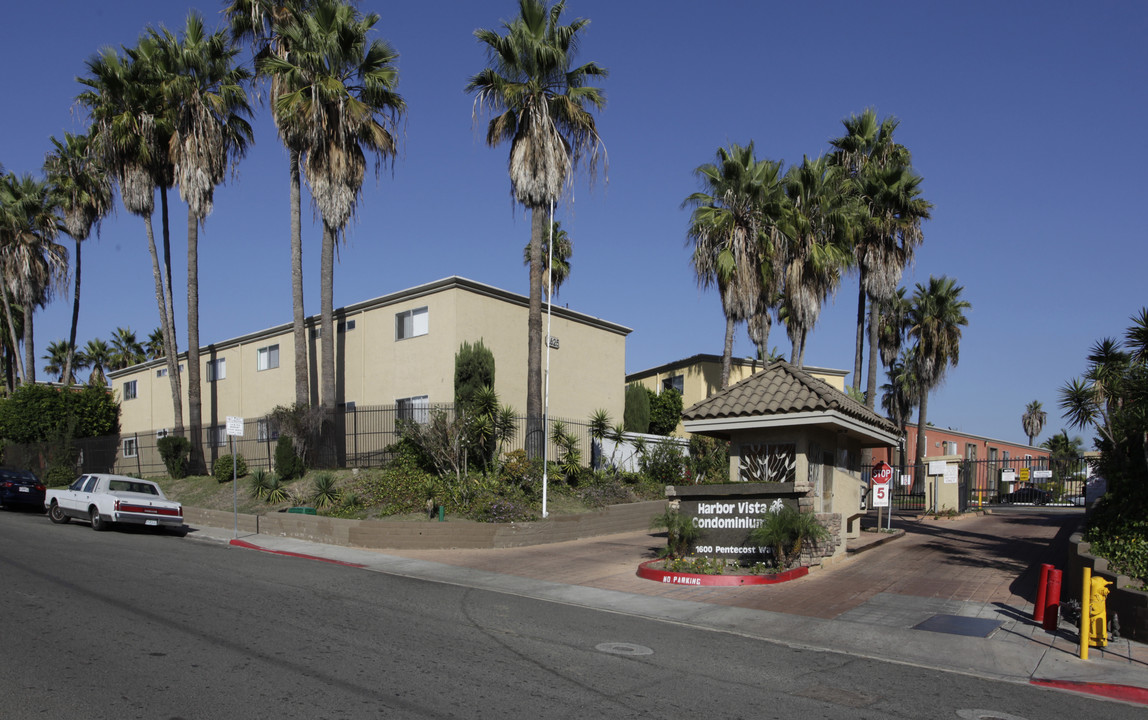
[
  {"x1": 396, "y1": 395, "x2": 429, "y2": 424},
  {"x1": 662, "y1": 375, "x2": 684, "y2": 394},
  {"x1": 206, "y1": 358, "x2": 226, "y2": 382},
  {"x1": 396, "y1": 307, "x2": 428, "y2": 340},
  {"x1": 257, "y1": 344, "x2": 279, "y2": 371},
  {"x1": 122, "y1": 437, "x2": 138, "y2": 458},
  {"x1": 123, "y1": 380, "x2": 137, "y2": 400}
]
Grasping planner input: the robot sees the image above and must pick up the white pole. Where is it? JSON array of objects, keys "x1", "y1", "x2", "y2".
[
  {"x1": 232, "y1": 434, "x2": 238, "y2": 539},
  {"x1": 541, "y1": 201, "x2": 555, "y2": 519}
]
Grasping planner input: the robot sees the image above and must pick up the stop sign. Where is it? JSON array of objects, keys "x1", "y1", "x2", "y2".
[{"x1": 871, "y1": 461, "x2": 893, "y2": 485}]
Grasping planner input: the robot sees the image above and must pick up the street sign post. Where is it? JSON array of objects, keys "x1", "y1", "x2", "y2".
[
  {"x1": 871, "y1": 462, "x2": 893, "y2": 528},
  {"x1": 227, "y1": 416, "x2": 244, "y2": 538}
]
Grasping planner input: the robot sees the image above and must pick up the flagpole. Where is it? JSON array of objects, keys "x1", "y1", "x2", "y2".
[{"x1": 541, "y1": 201, "x2": 555, "y2": 519}]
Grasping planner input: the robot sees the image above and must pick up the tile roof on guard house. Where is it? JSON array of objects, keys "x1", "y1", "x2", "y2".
[{"x1": 682, "y1": 360, "x2": 899, "y2": 447}]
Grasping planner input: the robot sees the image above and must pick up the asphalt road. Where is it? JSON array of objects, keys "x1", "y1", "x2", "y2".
[{"x1": 1, "y1": 509, "x2": 1139, "y2": 720}]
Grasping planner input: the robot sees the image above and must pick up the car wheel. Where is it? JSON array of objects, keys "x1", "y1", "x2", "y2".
[
  {"x1": 48, "y1": 502, "x2": 70, "y2": 524},
  {"x1": 90, "y1": 507, "x2": 107, "y2": 531}
]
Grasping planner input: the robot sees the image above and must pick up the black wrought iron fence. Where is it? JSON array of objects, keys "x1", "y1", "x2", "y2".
[{"x1": 3, "y1": 404, "x2": 599, "y2": 481}]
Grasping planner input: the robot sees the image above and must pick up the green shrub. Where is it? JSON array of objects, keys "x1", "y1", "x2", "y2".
[
  {"x1": 500, "y1": 449, "x2": 541, "y2": 491},
  {"x1": 647, "y1": 387, "x2": 683, "y2": 436},
  {"x1": 274, "y1": 436, "x2": 305, "y2": 480},
  {"x1": 455, "y1": 339, "x2": 495, "y2": 408},
  {"x1": 639, "y1": 440, "x2": 686, "y2": 485},
  {"x1": 748, "y1": 505, "x2": 830, "y2": 569},
  {"x1": 310, "y1": 472, "x2": 341, "y2": 509},
  {"x1": 248, "y1": 469, "x2": 271, "y2": 499},
  {"x1": 650, "y1": 507, "x2": 700, "y2": 559},
  {"x1": 157, "y1": 435, "x2": 192, "y2": 479},
  {"x1": 623, "y1": 384, "x2": 650, "y2": 433},
  {"x1": 213, "y1": 454, "x2": 248, "y2": 483},
  {"x1": 353, "y1": 453, "x2": 436, "y2": 516}
]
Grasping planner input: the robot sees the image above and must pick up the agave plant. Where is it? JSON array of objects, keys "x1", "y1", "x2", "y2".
[
  {"x1": 248, "y1": 468, "x2": 271, "y2": 500},
  {"x1": 266, "y1": 475, "x2": 290, "y2": 504},
  {"x1": 310, "y1": 472, "x2": 341, "y2": 509}
]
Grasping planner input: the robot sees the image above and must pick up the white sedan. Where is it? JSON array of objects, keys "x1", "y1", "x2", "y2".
[{"x1": 46, "y1": 473, "x2": 183, "y2": 532}]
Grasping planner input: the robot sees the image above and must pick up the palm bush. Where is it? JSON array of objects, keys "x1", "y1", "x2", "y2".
[
  {"x1": 265, "y1": 475, "x2": 290, "y2": 504},
  {"x1": 248, "y1": 468, "x2": 271, "y2": 499},
  {"x1": 748, "y1": 505, "x2": 829, "y2": 569},
  {"x1": 310, "y1": 472, "x2": 341, "y2": 509},
  {"x1": 650, "y1": 507, "x2": 700, "y2": 559}
]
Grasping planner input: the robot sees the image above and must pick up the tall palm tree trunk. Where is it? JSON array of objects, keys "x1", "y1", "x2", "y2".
[
  {"x1": 721, "y1": 314, "x2": 735, "y2": 389},
  {"x1": 63, "y1": 238, "x2": 82, "y2": 386},
  {"x1": 1, "y1": 288, "x2": 24, "y2": 383},
  {"x1": 320, "y1": 220, "x2": 336, "y2": 412},
  {"x1": 159, "y1": 188, "x2": 179, "y2": 371},
  {"x1": 865, "y1": 300, "x2": 882, "y2": 409},
  {"x1": 144, "y1": 212, "x2": 184, "y2": 433},
  {"x1": 853, "y1": 284, "x2": 865, "y2": 393},
  {"x1": 290, "y1": 151, "x2": 308, "y2": 407},
  {"x1": 915, "y1": 389, "x2": 930, "y2": 468},
  {"x1": 525, "y1": 206, "x2": 545, "y2": 459},
  {"x1": 21, "y1": 304, "x2": 34, "y2": 384},
  {"x1": 187, "y1": 212, "x2": 203, "y2": 472}
]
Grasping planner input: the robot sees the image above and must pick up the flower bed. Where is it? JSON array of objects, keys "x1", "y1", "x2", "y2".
[{"x1": 636, "y1": 559, "x2": 808, "y2": 586}]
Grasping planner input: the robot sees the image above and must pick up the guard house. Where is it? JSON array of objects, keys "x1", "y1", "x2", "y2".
[{"x1": 678, "y1": 361, "x2": 900, "y2": 566}]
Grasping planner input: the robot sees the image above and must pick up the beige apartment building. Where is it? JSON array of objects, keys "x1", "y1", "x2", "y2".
[
  {"x1": 626, "y1": 354, "x2": 849, "y2": 436},
  {"x1": 110, "y1": 277, "x2": 631, "y2": 447}
]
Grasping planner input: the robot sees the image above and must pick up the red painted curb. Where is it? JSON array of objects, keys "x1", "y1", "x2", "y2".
[
  {"x1": 636, "y1": 560, "x2": 808, "y2": 586},
  {"x1": 230, "y1": 539, "x2": 366, "y2": 568},
  {"x1": 1031, "y1": 679, "x2": 1148, "y2": 705}
]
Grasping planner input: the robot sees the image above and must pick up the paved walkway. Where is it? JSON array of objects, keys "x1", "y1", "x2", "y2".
[{"x1": 190, "y1": 508, "x2": 1148, "y2": 706}]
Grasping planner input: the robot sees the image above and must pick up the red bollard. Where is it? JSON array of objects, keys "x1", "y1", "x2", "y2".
[
  {"x1": 1042, "y1": 568, "x2": 1063, "y2": 631},
  {"x1": 1033, "y1": 563, "x2": 1053, "y2": 623}
]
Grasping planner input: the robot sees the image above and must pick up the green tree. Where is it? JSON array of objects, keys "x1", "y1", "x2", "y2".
[
  {"x1": 82, "y1": 338, "x2": 112, "y2": 387},
  {"x1": 454, "y1": 339, "x2": 496, "y2": 409},
  {"x1": 1021, "y1": 400, "x2": 1047, "y2": 447},
  {"x1": 467, "y1": 0, "x2": 607, "y2": 457},
  {"x1": 43, "y1": 340, "x2": 87, "y2": 384},
  {"x1": 647, "y1": 387, "x2": 683, "y2": 436},
  {"x1": 522, "y1": 220, "x2": 572, "y2": 301},
  {"x1": 152, "y1": 12, "x2": 254, "y2": 472},
  {"x1": 623, "y1": 383, "x2": 649, "y2": 433},
  {"x1": 778, "y1": 156, "x2": 856, "y2": 367},
  {"x1": 684, "y1": 142, "x2": 786, "y2": 387},
  {"x1": 0, "y1": 173, "x2": 67, "y2": 385},
  {"x1": 108, "y1": 327, "x2": 145, "y2": 370},
  {"x1": 44, "y1": 131, "x2": 113, "y2": 386},
  {"x1": 264, "y1": 0, "x2": 405, "y2": 415},
  {"x1": 907, "y1": 276, "x2": 971, "y2": 466}
]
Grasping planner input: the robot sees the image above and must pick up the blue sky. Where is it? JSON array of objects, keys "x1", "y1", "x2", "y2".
[{"x1": 1, "y1": 1, "x2": 1144, "y2": 447}]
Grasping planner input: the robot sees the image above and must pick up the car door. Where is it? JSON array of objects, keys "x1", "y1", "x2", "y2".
[{"x1": 64, "y1": 475, "x2": 100, "y2": 518}]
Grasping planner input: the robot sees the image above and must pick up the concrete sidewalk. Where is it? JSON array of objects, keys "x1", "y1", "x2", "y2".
[{"x1": 185, "y1": 510, "x2": 1148, "y2": 706}]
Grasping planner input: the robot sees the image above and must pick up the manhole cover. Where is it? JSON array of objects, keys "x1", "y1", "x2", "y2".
[
  {"x1": 595, "y1": 642, "x2": 653, "y2": 656},
  {"x1": 913, "y1": 614, "x2": 1002, "y2": 638}
]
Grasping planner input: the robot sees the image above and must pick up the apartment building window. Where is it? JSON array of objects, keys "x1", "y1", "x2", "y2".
[
  {"x1": 155, "y1": 364, "x2": 184, "y2": 378},
  {"x1": 257, "y1": 419, "x2": 279, "y2": 442},
  {"x1": 395, "y1": 307, "x2": 428, "y2": 340},
  {"x1": 123, "y1": 380, "x2": 137, "y2": 400},
  {"x1": 122, "y1": 437, "x2": 138, "y2": 458},
  {"x1": 257, "y1": 344, "x2": 279, "y2": 371},
  {"x1": 396, "y1": 395, "x2": 429, "y2": 424},
  {"x1": 206, "y1": 358, "x2": 226, "y2": 382},
  {"x1": 207, "y1": 425, "x2": 227, "y2": 447},
  {"x1": 662, "y1": 375, "x2": 684, "y2": 394}
]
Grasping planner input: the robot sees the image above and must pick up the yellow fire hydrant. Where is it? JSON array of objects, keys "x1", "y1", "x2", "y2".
[{"x1": 1080, "y1": 568, "x2": 1111, "y2": 659}]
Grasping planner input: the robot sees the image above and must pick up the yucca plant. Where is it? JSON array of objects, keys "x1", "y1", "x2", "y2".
[
  {"x1": 266, "y1": 475, "x2": 290, "y2": 504},
  {"x1": 310, "y1": 472, "x2": 341, "y2": 509},
  {"x1": 248, "y1": 468, "x2": 271, "y2": 500}
]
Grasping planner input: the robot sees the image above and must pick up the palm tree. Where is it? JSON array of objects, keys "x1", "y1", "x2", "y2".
[
  {"x1": 523, "y1": 220, "x2": 572, "y2": 301},
  {"x1": 44, "y1": 131, "x2": 114, "y2": 386},
  {"x1": 875, "y1": 286, "x2": 910, "y2": 370},
  {"x1": 1021, "y1": 400, "x2": 1047, "y2": 446},
  {"x1": 778, "y1": 156, "x2": 855, "y2": 367},
  {"x1": 44, "y1": 340, "x2": 88, "y2": 384},
  {"x1": 264, "y1": 0, "x2": 404, "y2": 419},
  {"x1": 907, "y1": 276, "x2": 971, "y2": 466},
  {"x1": 83, "y1": 338, "x2": 113, "y2": 387},
  {"x1": 881, "y1": 347, "x2": 918, "y2": 470},
  {"x1": 109, "y1": 327, "x2": 146, "y2": 370},
  {"x1": 0, "y1": 173, "x2": 67, "y2": 385},
  {"x1": 153, "y1": 12, "x2": 254, "y2": 470},
  {"x1": 684, "y1": 142, "x2": 785, "y2": 387},
  {"x1": 830, "y1": 110, "x2": 931, "y2": 407},
  {"x1": 468, "y1": 0, "x2": 607, "y2": 455},
  {"x1": 78, "y1": 39, "x2": 184, "y2": 432},
  {"x1": 227, "y1": 0, "x2": 313, "y2": 407},
  {"x1": 145, "y1": 327, "x2": 165, "y2": 360}
]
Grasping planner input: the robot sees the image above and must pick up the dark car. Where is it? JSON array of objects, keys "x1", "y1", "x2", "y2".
[
  {"x1": 1000, "y1": 485, "x2": 1052, "y2": 505},
  {"x1": 0, "y1": 468, "x2": 46, "y2": 511}
]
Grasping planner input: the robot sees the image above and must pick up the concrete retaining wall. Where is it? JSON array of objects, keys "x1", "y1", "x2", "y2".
[
  {"x1": 1065, "y1": 532, "x2": 1148, "y2": 643},
  {"x1": 183, "y1": 500, "x2": 667, "y2": 551}
]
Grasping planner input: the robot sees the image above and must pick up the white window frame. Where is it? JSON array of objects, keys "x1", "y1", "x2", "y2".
[
  {"x1": 396, "y1": 395, "x2": 429, "y2": 424},
  {"x1": 122, "y1": 437, "x2": 138, "y2": 458},
  {"x1": 257, "y1": 344, "x2": 280, "y2": 371},
  {"x1": 123, "y1": 380, "x2": 137, "y2": 401},
  {"x1": 206, "y1": 358, "x2": 226, "y2": 382},
  {"x1": 257, "y1": 419, "x2": 279, "y2": 442},
  {"x1": 662, "y1": 375, "x2": 684, "y2": 394},
  {"x1": 207, "y1": 425, "x2": 227, "y2": 448},
  {"x1": 396, "y1": 307, "x2": 429, "y2": 340}
]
